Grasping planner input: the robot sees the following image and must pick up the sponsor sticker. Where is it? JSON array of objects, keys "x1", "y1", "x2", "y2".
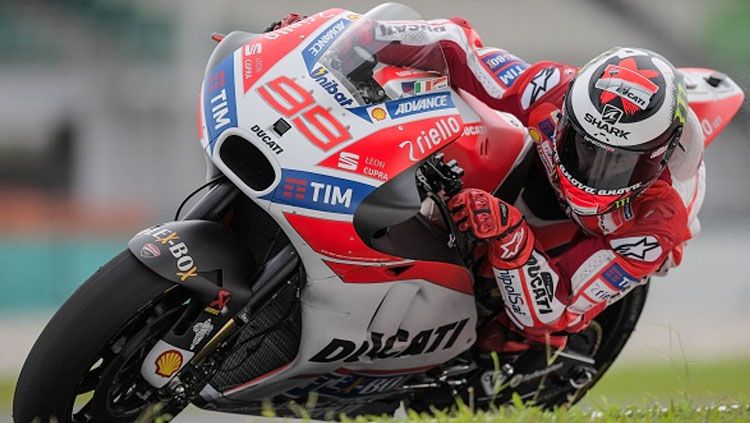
[
  {"x1": 610, "y1": 236, "x2": 662, "y2": 262},
  {"x1": 250, "y1": 124, "x2": 284, "y2": 154},
  {"x1": 263, "y1": 169, "x2": 375, "y2": 214},
  {"x1": 191, "y1": 318, "x2": 214, "y2": 350},
  {"x1": 398, "y1": 116, "x2": 462, "y2": 162},
  {"x1": 203, "y1": 54, "x2": 237, "y2": 152},
  {"x1": 155, "y1": 350, "x2": 183, "y2": 378},
  {"x1": 140, "y1": 243, "x2": 161, "y2": 258},
  {"x1": 521, "y1": 67, "x2": 560, "y2": 109},
  {"x1": 375, "y1": 21, "x2": 448, "y2": 43},
  {"x1": 481, "y1": 50, "x2": 522, "y2": 73},
  {"x1": 302, "y1": 18, "x2": 353, "y2": 72},
  {"x1": 139, "y1": 227, "x2": 199, "y2": 282},
  {"x1": 337, "y1": 151, "x2": 359, "y2": 171},
  {"x1": 492, "y1": 268, "x2": 533, "y2": 327},
  {"x1": 288, "y1": 372, "x2": 408, "y2": 398},
  {"x1": 497, "y1": 63, "x2": 529, "y2": 87},
  {"x1": 601, "y1": 104, "x2": 624, "y2": 125},
  {"x1": 401, "y1": 76, "x2": 448, "y2": 95},
  {"x1": 310, "y1": 66, "x2": 355, "y2": 107},
  {"x1": 371, "y1": 107, "x2": 387, "y2": 121},
  {"x1": 538, "y1": 118, "x2": 556, "y2": 139},
  {"x1": 205, "y1": 289, "x2": 231, "y2": 315},
  {"x1": 596, "y1": 63, "x2": 660, "y2": 114},
  {"x1": 584, "y1": 112, "x2": 631, "y2": 140},
  {"x1": 386, "y1": 92, "x2": 454, "y2": 119},
  {"x1": 601, "y1": 262, "x2": 638, "y2": 290},
  {"x1": 309, "y1": 318, "x2": 469, "y2": 363}
]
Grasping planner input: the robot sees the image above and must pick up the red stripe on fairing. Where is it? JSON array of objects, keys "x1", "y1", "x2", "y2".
[
  {"x1": 222, "y1": 362, "x2": 293, "y2": 396},
  {"x1": 284, "y1": 213, "x2": 402, "y2": 263},
  {"x1": 240, "y1": 9, "x2": 346, "y2": 93},
  {"x1": 325, "y1": 260, "x2": 474, "y2": 295},
  {"x1": 317, "y1": 114, "x2": 464, "y2": 182}
]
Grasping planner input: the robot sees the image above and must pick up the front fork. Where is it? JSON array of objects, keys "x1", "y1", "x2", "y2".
[{"x1": 127, "y1": 178, "x2": 299, "y2": 400}]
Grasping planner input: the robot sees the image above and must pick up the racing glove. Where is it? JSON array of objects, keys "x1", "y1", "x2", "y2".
[{"x1": 448, "y1": 189, "x2": 533, "y2": 269}]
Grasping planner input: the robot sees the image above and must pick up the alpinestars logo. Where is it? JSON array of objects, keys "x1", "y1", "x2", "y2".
[
  {"x1": 521, "y1": 67, "x2": 560, "y2": 109},
  {"x1": 595, "y1": 58, "x2": 660, "y2": 114},
  {"x1": 610, "y1": 236, "x2": 662, "y2": 262}
]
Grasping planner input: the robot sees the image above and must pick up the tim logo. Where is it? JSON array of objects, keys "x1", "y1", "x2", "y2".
[
  {"x1": 265, "y1": 169, "x2": 374, "y2": 214},
  {"x1": 203, "y1": 54, "x2": 237, "y2": 150},
  {"x1": 282, "y1": 177, "x2": 307, "y2": 200},
  {"x1": 601, "y1": 104, "x2": 624, "y2": 124}
]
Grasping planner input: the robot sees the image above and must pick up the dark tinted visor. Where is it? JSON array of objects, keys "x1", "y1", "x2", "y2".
[{"x1": 556, "y1": 120, "x2": 676, "y2": 191}]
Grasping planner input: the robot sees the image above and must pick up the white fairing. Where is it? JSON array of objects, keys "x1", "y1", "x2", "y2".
[{"x1": 197, "y1": 6, "x2": 484, "y2": 403}]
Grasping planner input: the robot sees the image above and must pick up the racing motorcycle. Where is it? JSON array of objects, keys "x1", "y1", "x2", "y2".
[{"x1": 13, "y1": 3, "x2": 745, "y2": 422}]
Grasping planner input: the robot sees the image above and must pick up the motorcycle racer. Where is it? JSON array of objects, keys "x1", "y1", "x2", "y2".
[{"x1": 270, "y1": 13, "x2": 706, "y2": 352}]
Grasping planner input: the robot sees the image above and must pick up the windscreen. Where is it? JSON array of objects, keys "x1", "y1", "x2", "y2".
[{"x1": 315, "y1": 3, "x2": 450, "y2": 107}]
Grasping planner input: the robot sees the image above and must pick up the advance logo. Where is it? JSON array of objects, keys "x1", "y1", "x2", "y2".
[
  {"x1": 265, "y1": 169, "x2": 374, "y2": 214},
  {"x1": 386, "y1": 92, "x2": 455, "y2": 119},
  {"x1": 302, "y1": 18, "x2": 353, "y2": 72},
  {"x1": 203, "y1": 54, "x2": 237, "y2": 152}
]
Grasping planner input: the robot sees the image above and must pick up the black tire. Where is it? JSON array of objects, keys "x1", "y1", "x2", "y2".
[
  {"x1": 407, "y1": 284, "x2": 649, "y2": 413},
  {"x1": 13, "y1": 250, "x2": 189, "y2": 423}
]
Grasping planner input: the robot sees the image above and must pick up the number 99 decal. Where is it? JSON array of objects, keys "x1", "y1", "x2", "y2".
[{"x1": 258, "y1": 76, "x2": 351, "y2": 151}]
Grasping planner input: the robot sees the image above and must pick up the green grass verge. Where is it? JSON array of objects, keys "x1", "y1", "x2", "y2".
[
  {"x1": 5, "y1": 358, "x2": 750, "y2": 421},
  {"x1": 581, "y1": 357, "x2": 750, "y2": 406},
  {"x1": 0, "y1": 378, "x2": 13, "y2": 412}
]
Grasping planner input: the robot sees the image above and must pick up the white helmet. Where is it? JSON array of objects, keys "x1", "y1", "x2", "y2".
[{"x1": 554, "y1": 47, "x2": 689, "y2": 215}]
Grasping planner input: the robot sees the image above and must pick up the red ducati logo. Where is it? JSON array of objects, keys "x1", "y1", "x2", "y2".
[{"x1": 596, "y1": 58, "x2": 660, "y2": 115}]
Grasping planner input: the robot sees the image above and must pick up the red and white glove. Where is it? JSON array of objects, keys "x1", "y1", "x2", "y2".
[{"x1": 448, "y1": 189, "x2": 533, "y2": 269}]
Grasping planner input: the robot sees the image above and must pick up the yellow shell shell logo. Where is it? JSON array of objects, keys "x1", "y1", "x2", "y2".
[
  {"x1": 371, "y1": 107, "x2": 387, "y2": 121},
  {"x1": 155, "y1": 350, "x2": 183, "y2": 378},
  {"x1": 528, "y1": 128, "x2": 542, "y2": 143}
]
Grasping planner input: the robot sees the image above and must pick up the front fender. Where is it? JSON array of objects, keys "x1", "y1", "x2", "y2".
[{"x1": 128, "y1": 220, "x2": 254, "y2": 311}]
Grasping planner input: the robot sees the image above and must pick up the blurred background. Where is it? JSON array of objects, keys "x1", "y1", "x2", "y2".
[{"x1": 1, "y1": 0, "x2": 749, "y2": 418}]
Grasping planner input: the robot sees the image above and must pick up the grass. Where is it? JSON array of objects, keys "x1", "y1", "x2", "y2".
[
  {"x1": 0, "y1": 379, "x2": 12, "y2": 412},
  {"x1": 345, "y1": 398, "x2": 750, "y2": 423},
  {"x1": 5, "y1": 358, "x2": 750, "y2": 421},
  {"x1": 582, "y1": 357, "x2": 750, "y2": 406}
]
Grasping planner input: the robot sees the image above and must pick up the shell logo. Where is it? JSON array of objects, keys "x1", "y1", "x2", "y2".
[
  {"x1": 528, "y1": 127, "x2": 542, "y2": 143},
  {"x1": 154, "y1": 350, "x2": 183, "y2": 378},
  {"x1": 371, "y1": 107, "x2": 387, "y2": 121}
]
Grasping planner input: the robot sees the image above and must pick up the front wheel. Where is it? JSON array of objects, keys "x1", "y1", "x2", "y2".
[{"x1": 13, "y1": 251, "x2": 191, "y2": 423}]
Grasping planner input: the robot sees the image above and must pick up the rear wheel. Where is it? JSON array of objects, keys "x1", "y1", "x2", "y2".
[
  {"x1": 406, "y1": 284, "x2": 649, "y2": 412},
  {"x1": 13, "y1": 251, "x2": 191, "y2": 423}
]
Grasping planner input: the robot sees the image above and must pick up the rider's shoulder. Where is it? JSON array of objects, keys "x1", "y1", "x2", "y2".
[{"x1": 505, "y1": 61, "x2": 578, "y2": 111}]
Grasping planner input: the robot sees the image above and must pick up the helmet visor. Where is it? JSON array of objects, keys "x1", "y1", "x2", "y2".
[{"x1": 556, "y1": 120, "x2": 676, "y2": 193}]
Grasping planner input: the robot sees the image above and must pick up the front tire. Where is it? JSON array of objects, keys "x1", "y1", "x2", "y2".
[{"x1": 13, "y1": 251, "x2": 189, "y2": 423}]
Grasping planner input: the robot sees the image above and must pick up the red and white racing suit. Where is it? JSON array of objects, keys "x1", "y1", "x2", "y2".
[{"x1": 371, "y1": 17, "x2": 706, "y2": 342}]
